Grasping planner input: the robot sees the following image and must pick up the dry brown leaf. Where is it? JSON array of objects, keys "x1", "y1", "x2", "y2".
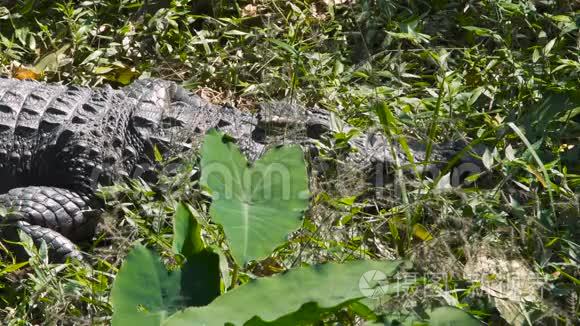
[
  {"x1": 464, "y1": 244, "x2": 542, "y2": 325},
  {"x1": 241, "y1": 4, "x2": 258, "y2": 18},
  {"x1": 12, "y1": 65, "x2": 41, "y2": 80}
]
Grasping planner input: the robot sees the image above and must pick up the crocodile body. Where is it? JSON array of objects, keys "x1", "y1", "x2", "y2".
[{"x1": 0, "y1": 77, "x2": 480, "y2": 261}]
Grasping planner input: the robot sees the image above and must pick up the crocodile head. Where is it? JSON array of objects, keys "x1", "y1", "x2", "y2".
[
  {"x1": 124, "y1": 80, "x2": 193, "y2": 148},
  {"x1": 253, "y1": 101, "x2": 331, "y2": 144}
]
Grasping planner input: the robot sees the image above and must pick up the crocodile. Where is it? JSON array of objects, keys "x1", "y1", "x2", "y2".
[{"x1": 0, "y1": 77, "x2": 482, "y2": 261}]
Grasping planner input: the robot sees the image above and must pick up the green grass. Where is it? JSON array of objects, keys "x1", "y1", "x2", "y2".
[{"x1": 0, "y1": 0, "x2": 579, "y2": 324}]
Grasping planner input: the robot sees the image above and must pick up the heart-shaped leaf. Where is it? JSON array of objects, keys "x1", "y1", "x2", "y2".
[
  {"x1": 200, "y1": 129, "x2": 310, "y2": 266},
  {"x1": 111, "y1": 244, "x2": 221, "y2": 326}
]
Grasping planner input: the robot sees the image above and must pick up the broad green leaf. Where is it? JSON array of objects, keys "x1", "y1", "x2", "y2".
[
  {"x1": 178, "y1": 250, "x2": 222, "y2": 307},
  {"x1": 427, "y1": 306, "x2": 481, "y2": 325},
  {"x1": 200, "y1": 129, "x2": 310, "y2": 266},
  {"x1": 482, "y1": 148, "x2": 493, "y2": 170},
  {"x1": 28, "y1": 34, "x2": 36, "y2": 50},
  {"x1": 34, "y1": 43, "x2": 71, "y2": 72},
  {"x1": 81, "y1": 49, "x2": 104, "y2": 65},
  {"x1": 165, "y1": 260, "x2": 403, "y2": 325},
  {"x1": 172, "y1": 203, "x2": 203, "y2": 258},
  {"x1": 111, "y1": 245, "x2": 182, "y2": 326},
  {"x1": 543, "y1": 38, "x2": 556, "y2": 56},
  {"x1": 380, "y1": 306, "x2": 481, "y2": 325},
  {"x1": 532, "y1": 48, "x2": 540, "y2": 63},
  {"x1": 505, "y1": 144, "x2": 516, "y2": 161},
  {"x1": 111, "y1": 245, "x2": 221, "y2": 326}
]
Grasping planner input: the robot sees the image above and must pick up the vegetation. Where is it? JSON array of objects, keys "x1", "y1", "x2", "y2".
[
  {"x1": 110, "y1": 132, "x2": 477, "y2": 325},
  {"x1": 0, "y1": 0, "x2": 578, "y2": 325}
]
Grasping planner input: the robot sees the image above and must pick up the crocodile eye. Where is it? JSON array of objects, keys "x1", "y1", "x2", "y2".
[
  {"x1": 217, "y1": 119, "x2": 231, "y2": 128},
  {"x1": 306, "y1": 123, "x2": 327, "y2": 139},
  {"x1": 161, "y1": 116, "x2": 185, "y2": 128},
  {"x1": 251, "y1": 126, "x2": 266, "y2": 143},
  {"x1": 132, "y1": 116, "x2": 156, "y2": 128}
]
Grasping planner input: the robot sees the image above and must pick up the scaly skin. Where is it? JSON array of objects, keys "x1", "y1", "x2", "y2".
[
  {"x1": 0, "y1": 78, "x2": 252, "y2": 260},
  {"x1": 0, "y1": 77, "x2": 482, "y2": 261}
]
